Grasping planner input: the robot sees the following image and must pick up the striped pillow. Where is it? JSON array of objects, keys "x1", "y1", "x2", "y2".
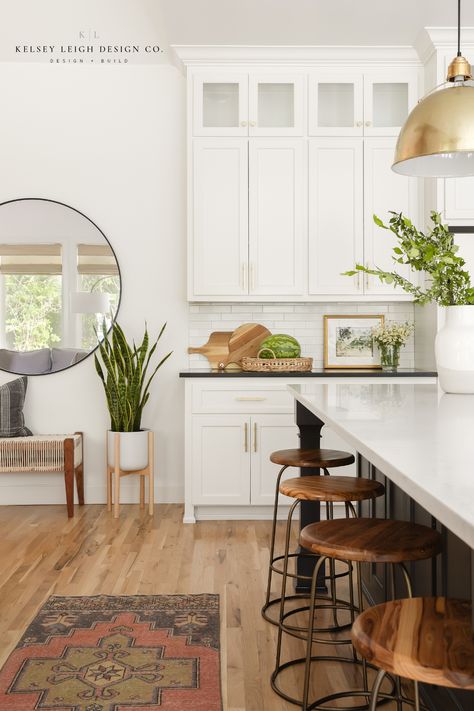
[{"x1": 0, "y1": 377, "x2": 32, "y2": 437}]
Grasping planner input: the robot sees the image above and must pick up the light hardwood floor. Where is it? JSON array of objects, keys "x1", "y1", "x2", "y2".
[{"x1": 0, "y1": 504, "x2": 400, "y2": 710}]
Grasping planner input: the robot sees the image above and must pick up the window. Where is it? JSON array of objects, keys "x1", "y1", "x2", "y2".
[
  {"x1": 0, "y1": 244, "x2": 62, "y2": 350},
  {"x1": 77, "y1": 244, "x2": 120, "y2": 351}
]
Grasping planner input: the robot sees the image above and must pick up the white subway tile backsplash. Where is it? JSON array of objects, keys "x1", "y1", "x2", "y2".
[{"x1": 188, "y1": 302, "x2": 415, "y2": 368}]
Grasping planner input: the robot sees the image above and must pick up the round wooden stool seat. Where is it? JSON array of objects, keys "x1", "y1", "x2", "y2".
[
  {"x1": 270, "y1": 448, "x2": 355, "y2": 468},
  {"x1": 279, "y1": 475, "x2": 385, "y2": 502},
  {"x1": 300, "y1": 518, "x2": 442, "y2": 563},
  {"x1": 352, "y1": 597, "x2": 474, "y2": 690}
]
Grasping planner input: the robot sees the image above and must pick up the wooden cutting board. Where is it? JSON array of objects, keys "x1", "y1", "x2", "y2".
[
  {"x1": 188, "y1": 332, "x2": 232, "y2": 369},
  {"x1": 226, "y1": 323, "x2": 271, "y2": 366}
]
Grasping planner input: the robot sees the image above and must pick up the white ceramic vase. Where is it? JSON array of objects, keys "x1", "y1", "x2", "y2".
[
  {"x1": 107, "y1": 430, "x2": 150, "y2": 471},
  {"x1": 435, "y1": 305, "x2": 474, "y2": 394}
]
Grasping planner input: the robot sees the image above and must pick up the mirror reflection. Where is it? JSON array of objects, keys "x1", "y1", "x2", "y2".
[{"x1": 0, "y1": 198, "x2": 121, "y2": 375}]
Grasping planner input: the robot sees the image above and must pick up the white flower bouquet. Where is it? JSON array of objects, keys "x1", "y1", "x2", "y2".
[{"x1": 372, "y1": 321, "x2": 413, "y2": 348}]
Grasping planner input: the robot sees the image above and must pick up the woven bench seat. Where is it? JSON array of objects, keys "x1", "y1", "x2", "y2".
[{"x1": 0, "y1": 433, "x2": 84, "y2": 517}]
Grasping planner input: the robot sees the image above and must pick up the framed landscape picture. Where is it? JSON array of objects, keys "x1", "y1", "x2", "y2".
[{"x1": 324, "y1": 314, "x2": 384, "y2": 369}]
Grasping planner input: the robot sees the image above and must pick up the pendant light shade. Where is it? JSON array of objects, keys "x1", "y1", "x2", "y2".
[
  {"x1": 392, "y1": 83, "x2": 474, "y2": 177},
  {"x1": 393, "y1": 0, "x2": 474, "y2": 177}
]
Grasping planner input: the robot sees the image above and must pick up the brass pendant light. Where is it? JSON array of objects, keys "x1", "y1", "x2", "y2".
[{"x1": 393, "y1": 0, "x2": 474, "y2": 177}]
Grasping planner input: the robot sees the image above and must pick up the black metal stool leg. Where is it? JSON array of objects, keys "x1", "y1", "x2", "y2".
[
  {"x1": 302, "y1": 555, "x2": 327, "y2": 711},
  {"x1": 369, "y1": 669, "x2": 387, "y2": 711},
  {"x1": 273, "y1": 499, "x2": 300, "y2": 673},
  {"x1": 262, "y1": 464, "x2": 288, "y2": 620}
]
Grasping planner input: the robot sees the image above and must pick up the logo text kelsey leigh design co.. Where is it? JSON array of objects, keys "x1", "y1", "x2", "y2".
[{"x1": 14, "y1": 31, "x2": 164, "y2": 63}]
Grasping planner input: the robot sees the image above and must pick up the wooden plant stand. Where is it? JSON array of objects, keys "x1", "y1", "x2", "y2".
[{"x1": 106, "y1": 431, "x2": 154, "y2": 519}]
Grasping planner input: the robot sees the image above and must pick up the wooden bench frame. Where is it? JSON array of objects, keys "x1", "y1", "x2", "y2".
[{"x1": 0, "y1": 432, "x2": 84, "y2": 517}]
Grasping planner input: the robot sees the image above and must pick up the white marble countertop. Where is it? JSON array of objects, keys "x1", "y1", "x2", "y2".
[{"x1": 288, "y1": 383, "x2": 474, "y2": 549}]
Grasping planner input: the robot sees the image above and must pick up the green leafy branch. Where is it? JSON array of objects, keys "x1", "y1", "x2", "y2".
[
  {"x1": 343, "y1": 211, "x2": 474, "y2": 306},
  {"x1": 94, "y1": 321, "x2": 172, "y2": 432}
]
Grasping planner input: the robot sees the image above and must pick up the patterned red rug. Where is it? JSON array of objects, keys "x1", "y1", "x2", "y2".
[{"x1": 0, "y1": 594, "x2": 221, "y2": 710}]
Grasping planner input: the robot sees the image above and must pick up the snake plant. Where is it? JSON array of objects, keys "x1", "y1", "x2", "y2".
[{"x1": 94, "y1": 321, "x2": 172, "y2": 432}]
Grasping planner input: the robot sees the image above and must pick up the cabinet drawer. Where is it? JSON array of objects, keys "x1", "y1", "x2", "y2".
[{"x1": 191, "y1": 384, "x2": 294, "y2": 413}]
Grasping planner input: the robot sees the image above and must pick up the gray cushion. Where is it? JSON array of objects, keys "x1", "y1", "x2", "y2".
[
  {"x1": 0, "y1": 348, "x2": 51, "y2": 375},
  {"x1": 0, "y1": 376, "x2": 32, "y2": 437},
  {"x1": 51, "y1": 348, "x2": 88, "y2": 371}
]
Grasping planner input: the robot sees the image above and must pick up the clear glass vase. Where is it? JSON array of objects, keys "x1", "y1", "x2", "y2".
[{"x1": 379, "y1": 343, "x2": 401, "y2": 372}]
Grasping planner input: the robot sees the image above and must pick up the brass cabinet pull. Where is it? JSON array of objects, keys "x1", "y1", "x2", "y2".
[
  {"x1": 253, "y1": 423, "x2": 257, "y2": 452},
  {"x1": 235, "y1": 396, "x2": 266, "y2": 402},
  {"x1": 244, "y1": 422, "x2": 248, "y2": 452}
]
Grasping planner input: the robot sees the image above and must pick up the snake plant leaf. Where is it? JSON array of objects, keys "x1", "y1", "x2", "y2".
[{"x1": 95, "y1": 321, "x2": 171, "y2": 432}]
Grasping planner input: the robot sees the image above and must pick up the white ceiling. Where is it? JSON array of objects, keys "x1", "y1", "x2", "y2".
[
  {"x1": 162, "y1": 0, "x2": 472, "y2": 46},
  {"x1": 1, "y1": 0, "x2": 473, "y2": 65}
]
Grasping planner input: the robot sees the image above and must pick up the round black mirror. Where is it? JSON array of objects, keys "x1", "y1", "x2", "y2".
[{"x1": 0, "y1": 198, "x2": 121, "y2": 375}]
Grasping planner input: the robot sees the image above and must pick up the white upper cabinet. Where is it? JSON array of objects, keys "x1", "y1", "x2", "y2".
[
  {"x1": 309, "y1": 70, "x2": 417, "y2": 137},
  {"x1": 309, "y1": 73, "x2": 364, "y2": 136},
  {"x1": 193, "y1": 72, "x2": 304, "y2": 136},
  {"x1": 184, "y1": 53, "x2": 421, "y2": 301},
  {"x1": 192, "y1": 139, "x2": 248, "y2": 296},
  {"x1": 444, "y1": 176, "x2": 474, "y2": 222},
  {"x1": 363, "y1": 70, "x2": 417, "y2": 136},
  {"x1": 248, "y1": 74, "x2": 305, "y2": 136},
  {"x1": 249, "y1": 139, "x2": 305, "y2": 295},
  {"x1": 364, "y1": 137, "x2": 420, "y2": 295},
  {"x1": 193, "y1": 74, "x2": 249, "y2": 136},
  {"x1": 308, "y1": 138, "x2": 364, "y2": 295}
]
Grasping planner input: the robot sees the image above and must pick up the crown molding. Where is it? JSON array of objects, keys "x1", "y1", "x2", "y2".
[
  {"x1": 415, "y1": 27, "x2": 474, "y2": 64},
  {"x1": 171, "y1": 44, "x2": 421, "y2": 68}
]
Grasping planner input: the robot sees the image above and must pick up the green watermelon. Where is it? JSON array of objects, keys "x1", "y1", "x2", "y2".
[{"x1": 258, "y1": 334, "x2": 301, "y2": 359}]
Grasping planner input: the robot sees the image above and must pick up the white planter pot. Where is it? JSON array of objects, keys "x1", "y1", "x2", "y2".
[
  {"x1": 107, "y1": 430, "x2": 150, "y2": 471},
  {"x1": 435, "y1": 306, "x2": 474, "y2": 393}
]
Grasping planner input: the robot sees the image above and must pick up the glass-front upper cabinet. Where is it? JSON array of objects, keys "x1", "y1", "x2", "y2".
[
  {"x1": 248, "y1": 74, "x2": 304, "y2": 136},
  {"x1": 193, "y1": 73, "x2": 304, "y2": 136},
  {"x1": 193, "y1": 73, "x2": 249, "y2": 136},
  {"x1": 363, "y1": 70, "x2": 418, "y2": 136},
  {"x1": 309, "y1": 74, "x2": 364, "y2": 136},
  {"x1": 309, "y1": 70, "x2": 418, "y2": 136}
]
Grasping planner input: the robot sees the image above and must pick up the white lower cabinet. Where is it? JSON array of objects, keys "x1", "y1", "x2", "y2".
[
  {"x1": 191, "y1": 413, "x2": 297, "y2": 508},
  {"x1": 250, "y1": 414, "x2": 297, "y2": 505},
  {"x1": 191, "y1": 415, "x2": 251, "y2": 506},
  {"x1": 184, "y1": 378, "x2": 368, "y2": 523}
]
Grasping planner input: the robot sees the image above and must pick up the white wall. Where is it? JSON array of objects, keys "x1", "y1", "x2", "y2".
[{"x1": 0, "y1": 61, "x2": 187, "y2": 505}]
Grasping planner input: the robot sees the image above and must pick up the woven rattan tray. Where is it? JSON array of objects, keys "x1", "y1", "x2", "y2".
[{"x1": 241, "y1": 356, "x2": 313, "y2": 372}]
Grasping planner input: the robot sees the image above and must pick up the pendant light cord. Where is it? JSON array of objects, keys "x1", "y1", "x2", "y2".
[{"x1": 458, "y1": 0, "x2": 462, "y2": 56}]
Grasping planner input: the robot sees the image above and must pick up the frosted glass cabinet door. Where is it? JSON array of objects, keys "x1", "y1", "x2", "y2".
[
  {"x1": 363, "y1": 71, "x2": 417, "y2": 136},
  {"x1": 363, "y1": 137, "x2": 419, "y2": 295},
  {"x1": 309, "y1": 74, "x2": 364, "y2": 136},
  {"x1": 193, "y1": 74, "x2": 248, "y2": 136},
  {"x1": 308, "y1": 138, "x2": 364, "y2": 295},
  {"x1": 192, "y1": 139, "x2": 248, "y2": 296},
  {"x1": 248, "y1": 139, "x2": 305, "y2": 295},
  {"x1": 248, "y1": 75, "x2": 304, "y2": 136},
  {"x1": 192, "y1": 415, "x2": 250, "y2": 505}
]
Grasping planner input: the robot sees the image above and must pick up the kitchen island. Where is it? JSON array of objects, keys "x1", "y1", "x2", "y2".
[{"x1": 289, "y1": 382, "x2": 474, "y2": 711}]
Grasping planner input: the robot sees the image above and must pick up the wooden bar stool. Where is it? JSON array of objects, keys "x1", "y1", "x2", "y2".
[
  {"x1": 271, "y1": 517, "x2": 442, "y2": 710},
  {"x1": 264, "y1": 474, "x2": 384, "y2": 634},
  {"x1": 262, "y1": 447, "x2": 355, "y2": 624},
  {"x1": 352, "y1": 597, "x2": 474, "y2": 710}
]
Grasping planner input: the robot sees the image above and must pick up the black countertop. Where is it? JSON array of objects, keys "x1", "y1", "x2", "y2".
[{"x1": 179, "y1": 368, "x2": 437, "y2": 378}]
